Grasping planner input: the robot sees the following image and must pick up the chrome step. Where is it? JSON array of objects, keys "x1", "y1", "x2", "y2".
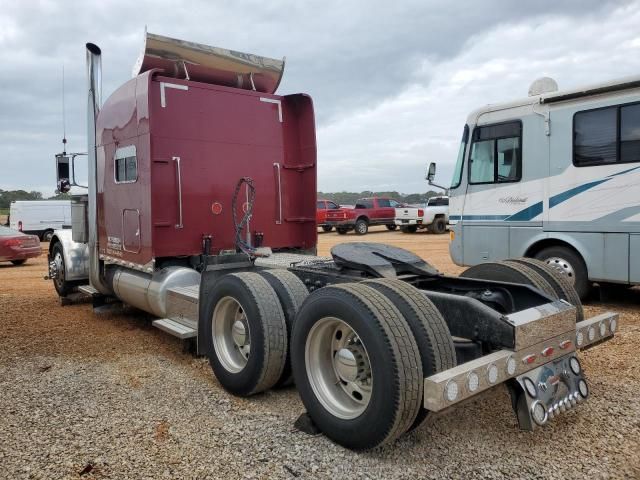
[
  {"x1": 77, "y1": 284, "x2": 100, "y2": 296},
  {"x1": 153, "y1": 284, "x2": 200, "y2": 339},
  {"x1": 152, "y1": 318, "x2": 197, "y2": 339}
]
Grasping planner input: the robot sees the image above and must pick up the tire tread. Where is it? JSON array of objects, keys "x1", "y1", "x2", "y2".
[
  {"x1": 230, "y1": 272, "x2": 287, "y2": 394},
  {"x1": 259, "y1": 269, "x2": 309, "y2": 386},
  {"x1": 510, "y1": 257, "x2": 584, "y2": 321},
  {"x1": 330, "y1": 283, "x2": 423, "y2": 446}
]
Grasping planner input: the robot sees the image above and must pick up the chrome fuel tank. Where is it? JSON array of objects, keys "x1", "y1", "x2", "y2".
[{"x1": 108, "y1": 266, "x2": 200, "y2": 317}]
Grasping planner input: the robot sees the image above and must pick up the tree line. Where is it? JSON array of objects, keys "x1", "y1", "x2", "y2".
[
  {"x1": 1, "y1": 188, "x2": 442, "y2": 211},
  {"x1": 0, "y1": 189, "x2": 70, "y2": 209},
  {"x1": 317, "y1": 190, "x2": 442, "y2": 206}
]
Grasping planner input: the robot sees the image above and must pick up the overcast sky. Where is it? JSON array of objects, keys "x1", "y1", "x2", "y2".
[{"x1": 1, "y1": 0, "x2": 640, "y2": 196}]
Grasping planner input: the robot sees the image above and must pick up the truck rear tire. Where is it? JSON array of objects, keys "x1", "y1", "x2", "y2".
[
  {"x1": 386, "y1": 224, "x2": 398, "y2": 231},
  {"x1": 336, "y1": 227, "x2": 349, "y2": 235},
  {"x1": 205, "y1": 272, "x2": 287, "y2": 396},
  {"x1": 534, "y1": 246, "x2": 590, "y2": 300},
  {"x1": 322, "y1": 226, "x2": 333, "y2": 232},
  {"x1": 428, "y1": 217, "x2": 447, "y2": 234},
  {"x1": 354, "y1": 219, "x2": 368, "y2": 235},
  {"x1": 400, "y1": 225, "x2": 418, "y2": 234},
  {"x1": 510, "y1": 257, "x2": 584, "y2": 321},
  {"x1": 259, "y1": 269, "x2": 309, "y2": 386},
  {"x1": 42, "y1": 230, "x2": 54, "y2": 242},
  {"x1": 364, "y1": 279, "x2": 456, "y2": 430},
  {"x1": 291, "y1": 283, "x2": 423, "y2": 450},
  {"x1": 11, "y1": 259, "x2": 26, "y2": 266},
  {"x1": 460, "y1": 261, "x2": 559, "y2": 300}
]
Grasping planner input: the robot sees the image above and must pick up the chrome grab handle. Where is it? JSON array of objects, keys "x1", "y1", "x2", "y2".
[
  {"x1": 274, "y1": 162, "x2": 282, "y2": 224},
  {"x1": 173, "y1": 156, "x2": 183, "y2": 229}
]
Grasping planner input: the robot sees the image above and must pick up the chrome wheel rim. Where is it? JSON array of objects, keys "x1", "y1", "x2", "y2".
[
  {"x1": 305, "y1": 317, "x2": 373, "y2": 419},
  {"x1": 544, "y1": 256, "x2": 575, "y2": 284},
  {"x1": 356, "y1": 223, "x2": 367, "y2": 234},
  {"x1": 212, "y1": 296, "x2": 250, "y2": 373},
  {"x1": 53, "y1": 252, "x2": 65, "y2": 289}
]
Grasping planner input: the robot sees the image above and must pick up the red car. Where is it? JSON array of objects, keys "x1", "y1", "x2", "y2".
[
  {"x1": 0, "y1": 225, "x2": 41, "y2": 265},
  {"x1": 324, "y1": 197, "x2": 403, "y2": 235},
  {"x1": 317, "y1": 199, "x2": 341, "y2": 232}
]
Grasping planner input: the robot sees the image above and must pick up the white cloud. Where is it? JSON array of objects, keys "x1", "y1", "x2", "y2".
[
  {"x1": 317, "y1": 3, "x2": 640, "y2": 193},
  {"x1": 0, "y1": 0, "x2": 636, "y2": 195}
]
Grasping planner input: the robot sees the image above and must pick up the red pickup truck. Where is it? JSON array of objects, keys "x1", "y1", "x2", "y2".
[
  {"x1": 325, "y1": 197, "x2": 403, "y2": 235},
  {"x1": 316, "y1": 199, "x2": 341, "y2": 232}
]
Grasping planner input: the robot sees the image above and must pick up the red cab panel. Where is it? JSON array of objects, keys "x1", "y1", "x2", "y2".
[{"x1": 96, "y1": 73, "x2": 317, "y2": 268}]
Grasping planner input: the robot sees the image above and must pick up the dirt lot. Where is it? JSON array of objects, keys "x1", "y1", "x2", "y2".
[{"x1": 0, "y1": 227, "x2": 639, "y2": 479}]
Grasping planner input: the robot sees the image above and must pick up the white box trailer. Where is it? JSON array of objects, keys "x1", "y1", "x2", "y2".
[
  {"x1": 9, "y1": 200, "x2": 71, "y2": 241},
  {"x1": 430, "y1": 75, "x2": 640, "y2": 299}
]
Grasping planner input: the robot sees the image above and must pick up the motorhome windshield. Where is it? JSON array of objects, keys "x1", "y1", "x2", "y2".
[{"x1": 450, "y1": 125, "x2": 469, "y2": 188}]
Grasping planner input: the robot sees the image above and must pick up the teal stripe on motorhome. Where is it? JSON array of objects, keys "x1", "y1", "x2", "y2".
[
  {"x1": 548, "y1": 179, "x2": 610, "y2": 208},
  {"x1": 504, "y1": 201, "x2": 543, "y2": 221},
  {"x1": 449, "y1": 215, "x2": 509, "y2": 221},
  {"x1": 548, "y1": 165, "x2": 639, "y2": 209},
  {"x1": 607, "y1": 165, "x2": 640, "y2": 177},
  {"x1": 453, "y1": 166, "x2": 638, "y2": 223}
]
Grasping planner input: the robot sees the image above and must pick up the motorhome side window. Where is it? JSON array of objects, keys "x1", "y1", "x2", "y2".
[
  {"x1": 574, "y1": 103, "x2": 640, "y2": 167},
  {"x1": 114, "y1": 145, "x2": 137, "y2": 183},
  {"x1": 469, "y1": 122, "x2": 521, "y2": 184}
]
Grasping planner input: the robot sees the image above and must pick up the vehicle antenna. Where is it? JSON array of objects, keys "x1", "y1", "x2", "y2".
[{"x1": 62, "y1": 64, "x2": 67, "y2": 154}]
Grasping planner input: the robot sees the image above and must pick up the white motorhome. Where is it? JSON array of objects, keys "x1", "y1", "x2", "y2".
[
  {"x1": 429, "y1": 75, "x2": 640, "y2": 299},
  {"x1": 9, "y1": 200, "x2": 72, "y2": 241}
]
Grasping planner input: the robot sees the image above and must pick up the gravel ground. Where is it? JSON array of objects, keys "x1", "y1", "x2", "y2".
[{"x1": 0, "y1": 231, "x2": 639, "y2": 479}]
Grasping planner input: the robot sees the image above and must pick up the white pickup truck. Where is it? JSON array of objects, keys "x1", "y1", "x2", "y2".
[{"x1": 395, "y1": 196, "x2": 449, "y2": 234}]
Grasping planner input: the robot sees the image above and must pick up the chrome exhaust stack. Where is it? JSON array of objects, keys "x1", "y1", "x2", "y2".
[{"x1": 86, "y1": 43, "x2": 110, "y2": 295}]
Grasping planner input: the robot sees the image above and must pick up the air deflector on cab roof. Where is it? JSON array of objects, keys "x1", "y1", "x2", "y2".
[{"x1": 132, "y1": 30, "x2": 285, "y2": 94}]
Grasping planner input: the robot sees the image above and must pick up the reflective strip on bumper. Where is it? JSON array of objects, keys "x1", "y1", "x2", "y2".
[{"x1": 423, "y1": 311, "x2": 618, "y2": 412}]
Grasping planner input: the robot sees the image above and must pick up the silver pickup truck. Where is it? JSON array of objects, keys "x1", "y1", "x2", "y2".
[{"x1": 395, "y1": 196, "x2": 449, "y2": 233}]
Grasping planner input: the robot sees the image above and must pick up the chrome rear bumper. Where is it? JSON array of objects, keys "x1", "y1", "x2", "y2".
[{"x1": 423, "y1": 310, "x2": 618, "y2": 418}]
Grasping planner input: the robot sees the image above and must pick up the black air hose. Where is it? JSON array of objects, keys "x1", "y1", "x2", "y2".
[{"x1": 231, "y1": 177, "x2": 257, "y2": 256}]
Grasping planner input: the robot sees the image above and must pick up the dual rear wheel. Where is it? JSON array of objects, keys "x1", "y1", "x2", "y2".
[
  {"x1": 460, "y1": 258, "x2": 584, "y2": 321},
  {"x1": 203, "y1": 270, "x2": 308, "y2": 396},
  {"x1": 204, "y1": 272, "x2": 456, "y2": 450}
]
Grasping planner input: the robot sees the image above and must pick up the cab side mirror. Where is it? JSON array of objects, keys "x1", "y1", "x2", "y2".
[
  {"x1": 56, "y1": 154, "x2": 71, "y2": 193},
  {"x1": 427, "y1": 162, "x2": 436, "y2": 182}
]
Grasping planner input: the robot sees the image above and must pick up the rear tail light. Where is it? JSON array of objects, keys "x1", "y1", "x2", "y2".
[
  {"x1": 559, "y1": 339, "x2": 572, "y2": 349},
  {"x1": 18, "y1": 220, "x2": 23, "y2": 231},
  {"x1": 5, "y1": 238, "x2": 21, "y2": 247},
  {"x1": 541, "y1": 347, "x2": 554, "y2": 357},
  {"x1": 417, "y1": 209, "x2": 424, "y2": 217}
]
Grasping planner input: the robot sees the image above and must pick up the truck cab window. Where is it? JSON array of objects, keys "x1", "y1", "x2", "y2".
[
  {"x1": 377, "y1": 199, "x2": 391, "y2": 207},
  {"x1": 469, "y1": 121, "x2": 521, "y2": 184},
  {"x1": 450, "y1": 125, "x2": 469, "y2": 188},
  {"x1": 327, "y1": 202, "x2": 339, "y2": 209},
  {"x1": 388, "y1": 199, "x2": 401, "y2": 208},
  {"x1": 114, "y1": 145, "x2": 137, "y2": 183}
]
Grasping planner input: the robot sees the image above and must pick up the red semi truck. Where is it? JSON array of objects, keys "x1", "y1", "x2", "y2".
[{"x1": 48, "y1": 32, "x2": 618, "y2": 450}]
